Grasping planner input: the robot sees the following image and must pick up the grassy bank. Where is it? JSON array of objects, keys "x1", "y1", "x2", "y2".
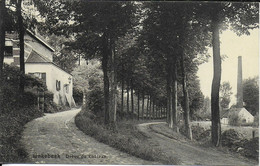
[
  {"x1": 0, "y1": 107, "x2": 43, "y2": 163},
  {"x1": 0, "y1": 64, "x2": 70, "y2": 163},
  {"x1": 75, "y1": 110, "x2": 179, "y2": 165},
  {"x1": 151, "y1": 123, "x2": 258, "y2": 161}
]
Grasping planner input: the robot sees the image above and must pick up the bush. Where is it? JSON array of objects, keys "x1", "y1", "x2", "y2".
[
  {"x1": 0, "y1": 64, "x2": 45, "y2": 162},
  {"x1": 221, "y1": 129, "x2": 243, "y2": 147},
  {"x1": 88, "y1": 87, "x2": 104, "y2": 114},
  {"x1": 73, "y1": 87, "x2": 83, "y2": 105},
  {"x1": 75, "y1": 110, "x2": 179, "y2": 164},
  {"x1": 253, "y1": 112, "x2": 259, "y2": 127},
  {"x1": 180, "y1": 124, "x2": 210, "y2": 141},
  {"x1": 221, "y1": 129, "x2": 258, "y2": 161},
  {"x1": 44, "y1": 91, "x2": 54, "y2": 113},
  {"x1": 228, "y1": 113, "x2": 240, "y2": 126},
  {"x1": 241, "y1": 137, "x2": 259, "y2": 160}
]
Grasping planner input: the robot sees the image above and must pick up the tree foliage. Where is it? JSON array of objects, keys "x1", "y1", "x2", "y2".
[
  {"x1": 220, "y1": 81, "x2": 233, "y2": 109},
  {"x1": 243, "y1": 77, "x2": 259, "y2": 116},
  {"x1": 3, "y1": 1, "x2": 257, "y2": 145}
]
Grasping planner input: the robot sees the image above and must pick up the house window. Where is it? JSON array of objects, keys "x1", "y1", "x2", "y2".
[
  {"x1": 28, "y1": 72, "x2": 46, "y2": 85},
  {"x1": 56, "y1": 80, "x2": 61, "y2": 91},
  {"x1": 4, "y1": 46, "x2": 13, "y2": 57}
]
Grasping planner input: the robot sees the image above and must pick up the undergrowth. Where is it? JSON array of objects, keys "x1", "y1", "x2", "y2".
[
  {"x1": 75, "y1": 110, "x2": 179, "y2": 165},
  {"x1": 0, "y1": 64, "x2": 69, "y2": 163}
]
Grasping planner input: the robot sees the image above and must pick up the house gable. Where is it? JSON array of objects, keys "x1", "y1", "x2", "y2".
[
  {"x1": 237, "y1": 108, "x2": 254, "y2": 121},
  {"x1": 26, "y1": 30, "x2": 55, "y2": 52},
  {"x1": 4, "y1": 30, "x2": 75, "y2": 107},
  {"x1": 24, "y1": 32, "x2": 53, "y2": 62},
  {"x1": 26, "y1": 50, "x2": 52, "y2": 63}
]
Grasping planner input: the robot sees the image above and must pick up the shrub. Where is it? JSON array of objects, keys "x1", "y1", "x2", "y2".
[
  {"x1": 221, "y1": 129, "x2": 258, "y2": 161},
  {"x1": 221, "y1": 129, "x2": 243, "y2": 147},
  {"x1": 73, "y1": 87, "x2": 83, "y2": 105},
  {"x1": 0, "y1": 64, "x2": 45, "y2": 162},
  {"x1": 180, "y1": 124, "x2": 209, "y2": 141},
  {"x1": 75, "y1": 110, "x2": 179, "y2": 164},
  {"x1": 241, "y1": 137, "x2": 259, "y2": 160},
  {"x1": 24, "y1": 74, "x2": 47, "y2": 90},
  {"x1": 253, "y1": 112, "x2": 259, "y2": 127},
  {"x1": 228, "y1": 113, "x2": 240, "y2": 126},
  {"x1": 88, "y1": 87, "x2": 104, "y2": 114}
]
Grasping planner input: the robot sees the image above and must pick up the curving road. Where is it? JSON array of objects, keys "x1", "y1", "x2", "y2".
[
  {"x1": 21, "y1": 108, "x2": 157, "y2": 164},
  {"x1": 137, "y1": 122, "x2": 258, "y2": 166},
  {"x1": 21, "y1": 108, "x2": 257, "y2": 165}
]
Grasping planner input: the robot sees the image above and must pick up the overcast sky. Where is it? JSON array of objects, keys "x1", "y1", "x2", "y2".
[{"x1": 197, "y1": 28, "x2": 259, "y2": 105}]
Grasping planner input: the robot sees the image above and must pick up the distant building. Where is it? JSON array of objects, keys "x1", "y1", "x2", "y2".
[
  {"x1": 221, "y1": 108, "x2": 254, "y2": 125},
  {"x1": 4, "y1": 30, "x2": 75, "y2": 107},
  {"x1": 220, "y1": 108, "x2": 229, "y2": 125},
  {"x1": 220, "y1": 56, "x2": 254, "y2": 125}
]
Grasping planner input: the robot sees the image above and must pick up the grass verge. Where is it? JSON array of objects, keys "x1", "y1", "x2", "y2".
[
  {"x1": 75, "y1": 110, "x2": 180, "y2": 165},
  {"x1": 0, "y1": 105, "x2": 43, "y2": 163}
]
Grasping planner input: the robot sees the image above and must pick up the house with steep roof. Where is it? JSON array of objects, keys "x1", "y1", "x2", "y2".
[
  {"x1": 4, "y1": 30, "x2": 75, "y2": 107},
  {"x1": 221, "y1": 108, "x2": 254, "y2": 125}
]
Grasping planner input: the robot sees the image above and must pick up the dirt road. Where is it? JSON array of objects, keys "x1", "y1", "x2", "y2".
[
  {"x1": 137, "y1": 122, "x2": 258, "y2": 166},
  {"x1": 21, "y1": 108, "x2": 156, "y2": 164}
]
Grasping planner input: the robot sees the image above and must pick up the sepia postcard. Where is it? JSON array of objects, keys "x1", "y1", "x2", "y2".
[{"x1": 0, "y1": 1, "x2": 259, "y2": 165}]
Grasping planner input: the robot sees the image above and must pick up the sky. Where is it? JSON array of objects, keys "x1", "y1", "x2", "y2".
[{"x1": 197, "y1": 28, "x2": 259, "y2": 105}]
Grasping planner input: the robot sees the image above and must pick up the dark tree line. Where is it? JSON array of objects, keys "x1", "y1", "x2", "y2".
[{"x1": 0, "y1": 1, "x2": 258, "y2": 146}]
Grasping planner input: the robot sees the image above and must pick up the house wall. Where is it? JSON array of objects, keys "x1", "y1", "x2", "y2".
[
  {"x1": 238, "y1": 109, "x2": 254, "y2": 123},
  {"x1": 49, "y1": 64, "x2": 73, "y2": 106},
  {"x1": 221, "y1": 118, "x2": 229, "y2": 125},
  {"x1": 4, "y1": 31, "x2": 74, "y2": 107},
  {"x1": 24, "y1": 33, "x2": 53, "y2": 62},
  {"x1": 25, "y1": 63, "x2": 73, "y2": 106}
]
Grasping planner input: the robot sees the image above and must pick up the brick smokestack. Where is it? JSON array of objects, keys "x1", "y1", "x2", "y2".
[{"x1": 237, "y1": 56, "x2": 243, "y2": 108}]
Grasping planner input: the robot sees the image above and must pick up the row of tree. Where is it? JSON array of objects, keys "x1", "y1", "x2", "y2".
[{"x1": 0, "y1": 1, "x2": 258, "y2": 146}]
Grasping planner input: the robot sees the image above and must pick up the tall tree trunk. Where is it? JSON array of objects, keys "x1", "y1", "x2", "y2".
[
  {"x1": 211, "y1": 10, "x2": 221, "y2": 147},
  {"x1": 109, "y1": 42, "x2": 117, "y2": 127},
  {"x1": 181, "y1": 52, "x2": 192, "y2": 140},
  {"x1": 0, "y1": 0, "x2": 5, "y2": 114},
  {"x1": 152, "y1": 98, "x2": 155, "y2": 119},
  {"x1": 102, "y1": 33, "x2": 110, "y2": 125},
  {"x1": 167, "y1": 56, "x2": 173, "y2": 128},
  {"x1": 137, "y1": 90, "x2": 140, "y2": 120},
  {"x1": 166, "y1": 87, "x2": 170, "y2": 123},
  {"x1": 142, "y1": 90, "x2": 145, "y2": 119},
  {"x1": 83, "y1": 89, "x2": 90, "y2": 112},
  {"x1": 0, "y1": 0, "x2": 5, "y2": 79},
  {"x1": 121, "y1": 76, "x2": 124, "y2": 113},
  {"x1": 149, "y1": 95, "x2": 152, "y2": 119},
  {"x1": 131, "y1": 79, "x2": 134, "y2": 117},
  {"x1": 156, "y1": 102, "x2": 158, "y2": 119},
  {"x1": 160, "y1": 106, "x2": 162, "y2": 118},
  {"x1": 17, "y1": 0, "x2": 25, "y2": 93},
  {"x1": 146, "y1": 95, "x2": 150, "y2": 119},
  {"x1": 126, "y1": 78, "x2": 130, "y2": 113},
  {"x1": 172, "y1": 57, "x2": 179, "y2": 132}
]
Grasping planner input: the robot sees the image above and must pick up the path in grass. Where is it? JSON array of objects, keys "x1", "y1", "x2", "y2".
[
  {"x1": 137, "y1": 122, "x2": 258, "y2": 166},
  {"x1": 21, "y1": 108, "x2": 156, "y2": 164}
]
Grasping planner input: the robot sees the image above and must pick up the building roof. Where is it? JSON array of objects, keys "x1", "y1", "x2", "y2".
[
  {"x1": 25, "y1": 51, "x2": 72, "y2": 76},
  {"x1": 220, "y1": 109, "x2": 229, "y2": 118},
  {"x1": 26, "y1": 29, "x2": 55, "y2": 52},
  {"x1": 26, "y1": 50, "x2": 52, "y2": 63},
  {"x1": 221, "y1": 107, "x2": 254, "y2": 119},
  {"x1": 235, "y1": 107, "x2": 254, "y2": 117}
]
